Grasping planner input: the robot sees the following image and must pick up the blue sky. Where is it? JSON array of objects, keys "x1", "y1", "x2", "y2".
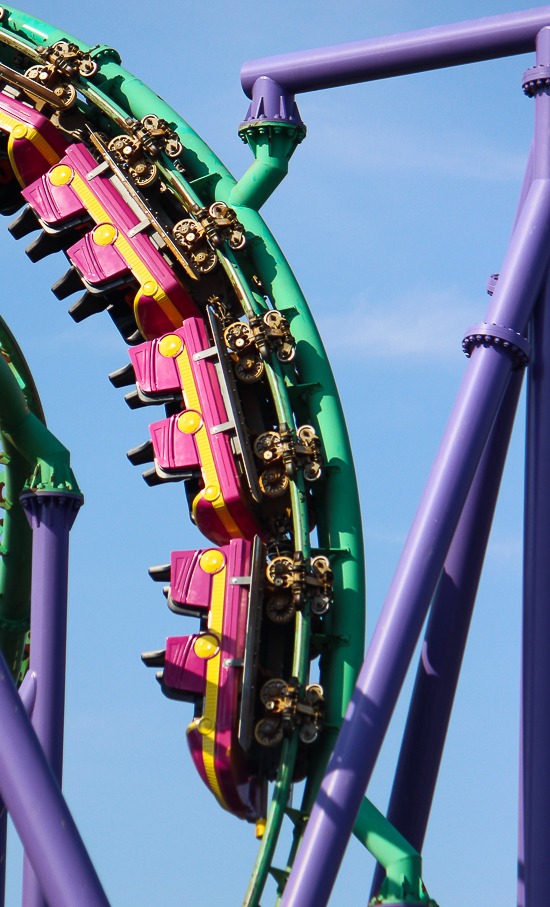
[{"x1": 0, "y1": 1, "x2": 537, "y2": 905}]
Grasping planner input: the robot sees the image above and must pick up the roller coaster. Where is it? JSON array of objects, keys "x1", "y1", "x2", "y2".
[{"x1": 0, "y1": 5, "x2": 550, "y2": 907}]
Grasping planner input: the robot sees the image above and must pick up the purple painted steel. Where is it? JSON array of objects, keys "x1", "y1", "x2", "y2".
[
  {"x1": 0, "y1": 807, "x2": 6, "y2": 907},
  {"x1": 18, "y1": 671, "x2": 36, "y2": 718},
  {"x1": 280, "y1": 32, "x2": 550, "y2": 907},
  {"x1": 518, "y1": 699, "x2": 524, "y2": 907},
  {"x1": 0, "y1": 644, "x2": 110, "y2": 907},
  {"x1": 370, "y1": 368, "x2": 524, "y2": 900},
  {"x1": 522, "y1": 33, "x2": 550, "y2": 893},
  {"x1": 240, "y1": 76, "x2": 304, "y2": 127},
  {"x1": 241, "y1": 7, "x2": 550, "y2": 97},
  {"x1": 512, "y1": 140, "x2": 534, "y2": 235},
  {"x1": 522, "y1": 280, "x2": 550, "y2": 907},
  {"x1": 20, "y1": 491, "x2": 82, "y2": 907}
]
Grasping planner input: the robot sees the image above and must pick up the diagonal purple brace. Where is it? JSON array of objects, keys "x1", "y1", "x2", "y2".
[
  {"x1": 280, "y1": 27, "x2": 550, "y2": 907},
  {"x1": 0, "y1": 641, "x2": 110, "y2": 907},
  {"x1": 370, "y1": 367, "x2": 524, "y2": 899}
]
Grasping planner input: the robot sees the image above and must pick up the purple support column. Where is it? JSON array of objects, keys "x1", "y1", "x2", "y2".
[
  {"x1": 522, "y1": 98, "x2": 550, "y2": 905},
  {"x1": 0, "y1": 807, "x2": 6, "y2": 907},
  {"x1": 0, "y1": 645, "x2": 110, "y2": 907},
  {"x1": 280, "y1": 30, "x2": 550, "y2": 907},
  {"x1": 517, "y1": 699, "x2": 524, "y2": 907},
  {"x1": 370, "y1": 368, "x2": 523, "y2": 899},
  {"x1": 19, "y1": 491, "x2": 82, "y2": 907},
  {"x1": 241, "y1": 7, "x2": 550, "y2": 96}
]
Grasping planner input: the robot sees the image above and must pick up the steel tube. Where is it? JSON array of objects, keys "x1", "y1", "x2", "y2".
[
  {"x1": 370, "y1": 367, "x2": 524, "y2": 899},
  {"x1": 241, "y1": 6, "x2": 550, "y2": 96},
  {"x1": 522, "y1": 239, "x2": 550, "y2": 907},
  {"x1": 280, "y1": 37, "x2": 550, "y2": 907},
  {"x1": 0, "y1": 806, "x2": 6, "y2": 907},
  {"x1": 20, "y1": 492, "x2": 82, "y2": 907},
  {"x1": 0, "y1": 642, "x2": 110, "y2": 907},
  {"x1": 518, "y1": 699, "x2": 524, "y2": 907}
]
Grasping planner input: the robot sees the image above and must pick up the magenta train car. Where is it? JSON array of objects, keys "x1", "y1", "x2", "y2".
[
  {"x1": 0, "y1": 91, "x2": 67, "y2": 190},
  {"x1": 161, "y1": 538, "x2": 263, "y2": 820},
  {"x1": 129, "y1": 319, "x2": 264, "y2": 545},
  {"x1": 21, "y1": 142, "x2": 200, "y2": 339}
]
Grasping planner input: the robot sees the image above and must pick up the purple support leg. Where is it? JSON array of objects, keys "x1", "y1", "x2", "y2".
[
  {"x1": 518, "y1": 699, "x2": 524, "y2": 907},
  {"x1": 0, "y1": 807, "x2": 6, "y2": 907},
  {"x1": 19, "y1": 492, "x2": 82, "y2": 907},
  {"x1": 280, "y1": 30, "x2": 550, "y2": 907},
  {"x1": 522, "y1": 268, "x2": 550, "y2": 907},
  {"x1": 0, "y1": 643, "x2": 110, "y2": 907},
  {"x1": 370, "y1": 368, "x2": 523, "y2": 899}
]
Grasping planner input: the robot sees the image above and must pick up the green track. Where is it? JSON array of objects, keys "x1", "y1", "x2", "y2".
[{"x1": 0, "y1": 10, "x2": 435, "y2": 905}]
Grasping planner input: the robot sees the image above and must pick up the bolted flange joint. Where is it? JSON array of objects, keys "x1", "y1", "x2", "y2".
[
  {"x1": 522, "y1": 64, "x2": 550, "y2": 96},
  {"x1": 462, "y1": 323, "x2": 531, "y2": 368}
]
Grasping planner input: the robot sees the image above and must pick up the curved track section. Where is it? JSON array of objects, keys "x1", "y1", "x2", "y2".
[{"x1": 0, "y1": 9, "x2": 365, "y2": 904}]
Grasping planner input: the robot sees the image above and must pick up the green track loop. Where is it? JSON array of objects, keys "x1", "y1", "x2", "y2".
[{"x1": 0, "y1": 8, "x2": 370, "y2": 904}]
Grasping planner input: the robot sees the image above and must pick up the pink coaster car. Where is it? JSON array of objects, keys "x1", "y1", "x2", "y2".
[
  {"x1": 129, "y1": 317, "x2": 264, "y2": 545},
  {"x1": 21, "y1": 142, "x2": 199, "y2": 338},
  {"x1": 159, "y1": 538, "x2": 264, "y2": 821}
]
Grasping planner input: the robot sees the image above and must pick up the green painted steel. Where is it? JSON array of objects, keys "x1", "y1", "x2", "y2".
[
  {"x1": 0, "y1": 352, "x2": 80, "y2": 496},
  {"x1": 0, "y1": 317, "x2": 40, "y2": 678},
  {"x1": 0, "y1": 8, "x2": 368, "y2": 905},
  {"x1": 0, "y1": 317, "x2": 80, "y2": 680},
  {"x1": 232, "y1": 123, "x2": 306, "y2": 211}
]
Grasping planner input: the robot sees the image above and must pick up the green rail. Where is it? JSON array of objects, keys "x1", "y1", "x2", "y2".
[
  {"x1": 0, "y1": 10, "x2": 433, "y2": 906},
  {"x1": 0, "y1": 315, "x2": 81, "y2": 681}
]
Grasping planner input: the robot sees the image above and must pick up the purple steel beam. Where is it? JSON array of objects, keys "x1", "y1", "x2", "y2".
[
  {"x1": 522, "y1": 232, "x2": 550, "y2": 904},
  {"x1": 518, "y1": 697, "x2": 524, "y2": 907},
  {"x1": 0, "y1": 807, "x2": 6, "y2": 907},
  {"x1": 279, "y1": 30, "x2": 550, "y2": 907},
  {"x1": 370, "y1": 367, "x2": 524, "y2": 899},
  {"x1": 0, "y1": 643, "x2": 110, "y2": 907},
  {"x1": 241, "y1": 6, "x2": 550, "y2": 97},
  {"x1": 20, "y1": 491, "x2": 82, "y2": 907}
]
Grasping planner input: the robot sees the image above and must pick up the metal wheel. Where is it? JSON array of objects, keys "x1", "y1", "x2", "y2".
[
  {"x1": 173, "y1": 219, "x2": 204, "y2": 247},
  {"x1": 263, "y1": 310, "x2": 284, "y2": 329},
  {"x1": 276, "y1": 343, "x2": 296, "y2": 363},
  {"x1": 108, "y1": 134, "x2": 140, "y2": 161},
  {"x1": 209, "y1": 201, "x2": 229, "y2": 219},
  {"x1": 259, "y1": 467, "x2": 288, "y2": 496},
  {"x1": 260, "y1": 678, "x2": 288, "y2": 706},
  {"x1": 234, "y1": 353, "x2": 264, "y2": 383},
  {"x1": 254, "y1": 717, "x2": 284, "y2": 747},
  {"x1": 254, "y1": 431, "x2": 283, "y2": 463},
  {"x1": 141, "y1": 114, "x2": 159, "y2": 130},
  {"x1": 305, "y1": 683, "x2": 324, "y2": 705},
  {"x1": 191, "y1": 247, "x2": 217, "y2": 273},
  {"x1": 311, "y1": 593, "x2": 330, "y2": 615},
  {"x1": 266, "y1": 593, "x2": 295, "y2": 624},
  {"x1": 266, "y1": 555, "x2": 293, "y2": 588},
  {"x1": 297, "y1": 424, "x2": 317, "y2": 445},
  {"x1": 24, "y1": 64, "x2": 46, "y2": 81},
  {"x1": 78, "y1": 58, "x2": 98, "y2": 78},
  {"x1": 163, "y1": 136, "x2": 182, "y2": 158},
  {"x1": 129, "y1": 160, "x2": 157, "y2": 187},
  {"x1": 224, "y1": 321, "x2": 254, "y2": 352},
  {"x1": 299, "y1": 722, "x2": 319, "y2": 744},
  {"x1": 311, "y1": 556, "x2": 331, "y2": 577},
  {"x1": 53, "y1": 83, "x2": 77, "y2": 108},
  {"x1": 228, "y1": 229, "x2": 246, "y2": 250}
]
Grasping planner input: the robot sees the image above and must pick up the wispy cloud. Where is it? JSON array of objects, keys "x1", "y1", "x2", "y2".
[
  {"x1": 317, "y1": 285, "x2": 477, "y2": 363},
  {"x1": 311, "y1": 120, "x2": 527, "y2": 183},
  {"x1": 486, "y1": 534, "x2": 522, "y2": 564}
]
